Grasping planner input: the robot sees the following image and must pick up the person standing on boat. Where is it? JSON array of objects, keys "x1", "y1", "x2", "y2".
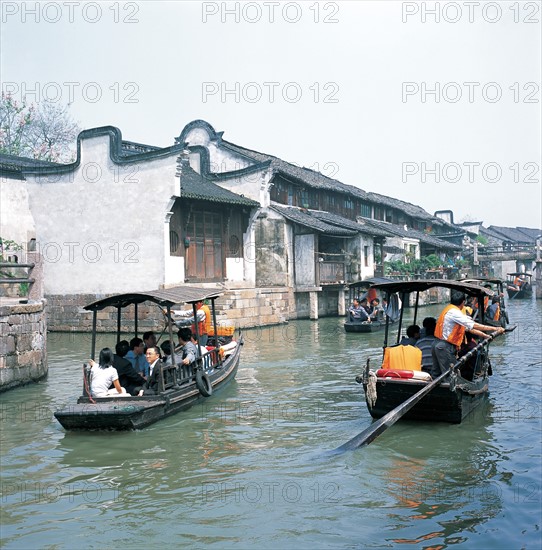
[
  {"x1": 138, "y1": 346, "x2": 163, "y2": 396},
  {"x1": 167, "y1": 301, "x2": 211, "y2": 346},
  {"x1": 89, "y1": 348, "x2": 130, "y2": 398},
  {"x1": 431, "y1": 290, "x2": 504, "y2": 379}
]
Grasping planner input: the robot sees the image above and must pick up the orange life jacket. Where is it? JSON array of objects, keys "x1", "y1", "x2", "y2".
[
  {"x1": 435, "y1": 304, "x2": 466, "y2": 347},
  {"x1": 493, "y1": 303, "x2": 500, "y2": 321},
  {"x1": 192, "y1": 303, "x2": 211, "y2": 336}
]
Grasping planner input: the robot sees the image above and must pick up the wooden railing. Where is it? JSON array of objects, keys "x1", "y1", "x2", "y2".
[{"x1": 0, "y1": 262, "x2": 35, "y2": 298}]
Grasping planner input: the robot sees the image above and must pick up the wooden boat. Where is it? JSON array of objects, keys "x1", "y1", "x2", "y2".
[
  {"x1": 54, "y1": 287, "x2": 242, "y2": 430},
  {"x1": 459, "y1": 277, "x2": 509, "y2": 327},
  {"x1": 356, "y1": 279, "x2": 498, "y2": 424},
  {"x1": 506, "y1": 272, "x2": 533, "y2": 299},
  {"x1": 344, "y1": 320, "x2": 387, "y2": 333},
  {"x1": 344, "y1": 277, "x2": 396, "y2": 333}
]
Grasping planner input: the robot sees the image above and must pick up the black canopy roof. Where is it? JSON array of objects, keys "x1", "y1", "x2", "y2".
[
  {"x1": 84, "y1": 287, "x2": 222, "y2": 311},
  {"x1": 507, "y1": 272, "x2": 532, "y2": 278},
  {"x1": 459, "y1": 277, "x2": 505, "y2": 285},
  {"x1": 348, "y1": 277, "x2": 394, "y2": 289},
  {"x1": 368, "y1": 279, "x2": 494, "y2": 297}
]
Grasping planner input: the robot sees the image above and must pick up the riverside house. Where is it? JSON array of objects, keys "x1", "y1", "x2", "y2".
[{"x1": 1, "y1": 120, "x2": 461, "y2": 330}]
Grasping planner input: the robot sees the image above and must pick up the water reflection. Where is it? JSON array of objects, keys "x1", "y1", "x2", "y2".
[
  {"x1": 382, "y1": 402, "x2": 504, "y2": 546},
  {"x1": 0, "y1": 296, "x2": 540, "y2": 548}
]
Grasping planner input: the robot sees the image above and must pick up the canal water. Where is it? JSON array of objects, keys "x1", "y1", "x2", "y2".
[{"x1": 1, "y1": 299, "x2": 541, "y2": 549}]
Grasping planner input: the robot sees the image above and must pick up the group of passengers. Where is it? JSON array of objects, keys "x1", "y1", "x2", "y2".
[
  {"x1": 396, "y1": 289, "x2": 505, "y2": 382},
  {"x1": 348, "y1": 296, "x2": 386, "y2": 323},
  {"x1": 88, "y1": 327, "x2": 210, "y2": 399}
]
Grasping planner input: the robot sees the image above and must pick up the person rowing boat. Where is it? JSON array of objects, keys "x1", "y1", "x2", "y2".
[{"x1": 432, "y1": 289, "x2": 505, "y2": 379}]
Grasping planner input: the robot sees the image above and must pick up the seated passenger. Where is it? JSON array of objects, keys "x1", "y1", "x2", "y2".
[
  {"x1": 125, "y1": 337, "x2": 150, "y2": 379},
  {"x1": 142, "y1": 331, "x2": 157, "y2": 351},
  {"x1": 400, "y1": 324, "x2": 421, "y2": 346},
  {"x1": 369, "y1": 298, "x2": 384, "y2": 321},
  {"x1": 191, "y1": 333, "x2": 212, "y2": 370},
  {"x1": 138, "y1": 346, "x2": 163, "y2": 396},
  {"x1": 89, "y1": 347, "x2": 129, "y2": 398},
  {"x1": 415, "y1": 318, "x2": 437, "y2": 374},
  {"x1": 160, "y1": 340, "x2": 173, "y2": 366},
  {"x1": 113, "y1": 340, "x2": 146, "y2": 396},
  {"x1": 487, "y1": 296, "x2": 500, "y2": 321},
  {"x1": 177, "y1": 327, "x2": 197, "y2": 367},
  {"x1": 348, "y1": 297, "x2": 369, "y2": 322},
  {"x1": 359, "y1": 298, "x2": 371, "y2": 315}
]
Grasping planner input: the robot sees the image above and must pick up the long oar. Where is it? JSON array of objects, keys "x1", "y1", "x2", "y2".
[{"x1": 333, "y1": 331, "x2": 503, "y2": 453}]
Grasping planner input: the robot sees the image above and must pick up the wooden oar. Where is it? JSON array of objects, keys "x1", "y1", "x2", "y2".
[{"x1": 333, "y1": 331, "x2": 503, "y2": 453}]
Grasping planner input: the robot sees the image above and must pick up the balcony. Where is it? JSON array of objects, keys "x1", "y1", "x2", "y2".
[{"x1": 318, "y1": 261, "x2": 345, "y2": 284}]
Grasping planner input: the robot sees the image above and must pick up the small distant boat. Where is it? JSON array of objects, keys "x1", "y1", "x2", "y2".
[
  {"x1": 506, "y1": 272, "x2": 533, "y2": 299},
  {"x1": 344, "y1": 277, "x2": 397, "y2": 333},
  {"x1": 344, "y1": 320, "x2": 386, "y2": 333},
  {"x1": 356, "y1": 279, "x2": 501, "y2": 424},
  {"x1": 54, "y1": 287, "x2": 242, "y2": 431}
]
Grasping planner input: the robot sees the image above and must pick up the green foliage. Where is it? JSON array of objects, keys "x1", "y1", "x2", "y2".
[
  {"x1": 18, "y1": 282, "x2": 29, "y2": 296},
  {"x1": 384, "y1": 254, "x2": 445, "y2": 276},
  {"x1": 0, "y1": 237, "x2": 23, "y2": 262},
  {"x1": 476, "y1": 234, "x2": 488, "y2": 245}
]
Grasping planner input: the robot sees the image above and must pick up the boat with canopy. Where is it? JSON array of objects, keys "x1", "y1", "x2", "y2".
[{"x1": 54, "y1": 286, "x2": 242, "y2": 430}]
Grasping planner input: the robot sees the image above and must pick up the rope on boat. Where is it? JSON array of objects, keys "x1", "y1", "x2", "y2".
[
  {"x1": 83, "y1": 364, "x2": 96, "y2": 404},
  {"x1": 366, "y1": 371, "x2": 377, "y2": 409}
]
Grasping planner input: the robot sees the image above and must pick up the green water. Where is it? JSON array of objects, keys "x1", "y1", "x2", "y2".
[{"x1": 1, "y1": 300, "x2": 541, "y2": 549}]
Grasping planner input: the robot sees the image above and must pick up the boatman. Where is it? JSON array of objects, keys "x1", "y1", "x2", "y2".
[
  {"x1": 166, "y1": 300, "x2": 211, "y2": 346},
  {"x1": 431, "y1": 290, "x2": 504, "y2": 379}
]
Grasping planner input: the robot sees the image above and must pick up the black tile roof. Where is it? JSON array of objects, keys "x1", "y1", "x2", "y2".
[
  {"x1": 221, "y1": 140, "x2": 455, "y2": 230},
  {"x1": 0, "y1": 153, "x2": 63, "y2": 179},
  {"x1": 180, "y1": 164, "x2": 258, "y2": 207},
  {"x1": 516, "y1": 227, "x2": 542, "y2": 242},
  {"x1": 310, "y1": 210, "x2": 391, "y2": 238},
  {"x1": 358, "y1": 218, "x2": 461, "y2": 250},
  {"x1": 487, "y1": 225, "x2": 539, "y2": 243},
  {"x1": 121, "y1": 140, "x2": 162, "y2": 156},
  {"x1": 270, "y1": 205, "x2": 358, "y2": 236}
]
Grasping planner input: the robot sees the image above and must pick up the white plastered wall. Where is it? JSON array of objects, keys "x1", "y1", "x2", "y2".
[{"x1": 26, "y1": 134, "x2": 180, "y2": 294}]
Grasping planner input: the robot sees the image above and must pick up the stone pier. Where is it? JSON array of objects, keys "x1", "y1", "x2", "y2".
[{"x1": 0, "y1": 299, "x2": 48, "y2": 392}]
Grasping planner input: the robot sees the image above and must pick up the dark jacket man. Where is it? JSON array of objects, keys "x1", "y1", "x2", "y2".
[{"x1": 139, "y1": 346, "x2": 163, "y2": 396}]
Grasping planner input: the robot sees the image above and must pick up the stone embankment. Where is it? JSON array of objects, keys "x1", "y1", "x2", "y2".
[{"x1": 0, "y1": 299, "x2": 48, "y2": 392}]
